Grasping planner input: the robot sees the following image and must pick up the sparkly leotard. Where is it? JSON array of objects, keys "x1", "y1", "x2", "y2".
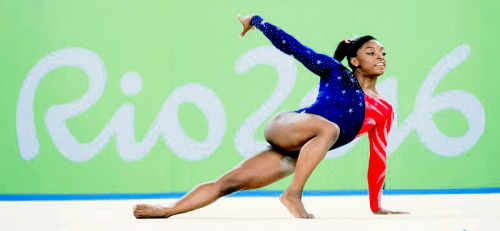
[{"x1": 252, "y1": 16, "x2": 394, "y2": 212}]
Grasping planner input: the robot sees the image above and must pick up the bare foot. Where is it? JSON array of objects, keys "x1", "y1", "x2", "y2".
[
  {"x1": 133, "y1": 204, "x2": 171, "y2": 219},
  {"x1": 279, "y1": 192, "x2": 314, "y2": 219}
]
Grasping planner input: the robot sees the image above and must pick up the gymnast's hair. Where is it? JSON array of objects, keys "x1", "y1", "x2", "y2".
[{"x1": 333, "y1": 35, "x2": 377, "y2": 71}]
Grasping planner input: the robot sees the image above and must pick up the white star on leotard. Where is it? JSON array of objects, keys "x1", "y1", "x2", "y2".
[
  {"x1": 325, "y1": 83, "x2": 329, "y2": 87},
  {"x1": 337, "y1": 76, "x2": 342, "y2": 80},
  {"x1": 349, "y1": 108, "x2": 353, "y2": 113},
  {"x1": 359, "y1": 102, "x2": 363, "y2": 107},
  {"x1": 356, "y1": 89, "x2": 360, "y2": 93},
  {"x1": 341, "y1": 90, "x2": 346, "y2": 94},
  {"x1": 316, "y1": 60, "x2": 321, "y2": 64},
  {"x1": 282, "y1": 40, "x2": 286, "y2": 44}
]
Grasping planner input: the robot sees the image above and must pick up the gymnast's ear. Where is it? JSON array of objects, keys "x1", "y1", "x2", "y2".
[{"x1": 350, "y1": 57, "x2": 359, "y2": 68}]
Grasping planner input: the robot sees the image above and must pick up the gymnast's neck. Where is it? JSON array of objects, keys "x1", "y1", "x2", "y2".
[{"x1": 354, "y1": 70, "x2": 380, "y2": 96}]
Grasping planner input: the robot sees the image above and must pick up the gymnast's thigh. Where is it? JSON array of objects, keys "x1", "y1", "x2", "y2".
[
  {"x1": 218, "y1": 148, "x2": 297, "y2": 191},
  {"x1": 264, "y1": 111, "x2": 340, "y2": 151}
]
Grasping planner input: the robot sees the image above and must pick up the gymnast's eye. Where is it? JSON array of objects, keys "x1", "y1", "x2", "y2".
[
  {"x1": 367, "y1": 52, "x2": 374, "y2": 55},
  {"x1": 382, "y1": 52, "x2": 387, "y2": 56}
]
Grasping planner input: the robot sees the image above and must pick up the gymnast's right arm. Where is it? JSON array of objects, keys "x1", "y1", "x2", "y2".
[{"x1": 238, "y1": 14, "x2": 341, "y2": 77}]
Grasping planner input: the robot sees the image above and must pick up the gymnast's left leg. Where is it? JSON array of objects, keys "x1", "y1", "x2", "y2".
[{"x1": 133, "y1": 148, "x2": 297, "y2": 218}]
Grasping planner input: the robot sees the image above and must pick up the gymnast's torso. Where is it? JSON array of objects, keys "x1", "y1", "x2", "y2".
[{"x1": 296, "y1": 67, "x2": 366, "y2": 149}]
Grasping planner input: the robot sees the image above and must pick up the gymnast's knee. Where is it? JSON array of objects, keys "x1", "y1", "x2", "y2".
[
  {"x1": 319, "y1": 122, "x2": 340, "y2": 144},
  {"x1": 216, "y1": 177, "x2": 246, "y2": 196}
]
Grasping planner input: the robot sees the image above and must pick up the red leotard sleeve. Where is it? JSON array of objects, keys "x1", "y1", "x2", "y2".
[{"x1": 366, "y1": 106, "x2": 394, "y2": 213}]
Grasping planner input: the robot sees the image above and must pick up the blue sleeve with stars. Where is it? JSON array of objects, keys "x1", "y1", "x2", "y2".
[{"x1": 251, "y1": 15, "x2": 343, "y2": 77}]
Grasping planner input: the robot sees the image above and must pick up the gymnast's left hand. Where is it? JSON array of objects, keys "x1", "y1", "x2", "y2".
[
  {"x1": 374, "y1": 208, "x2": 410, "y2": 215},
  {"x1": 237, "y1": 14, "x2": 255, "y2": 38}
]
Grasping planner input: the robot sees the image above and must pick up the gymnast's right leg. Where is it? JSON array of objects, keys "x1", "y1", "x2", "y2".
[
  {"x1": 264, "y1": 111, "x2": 340, "y2": 219},
  {"x1": 133, "y1": 148, "x2": 297, "y2": 218}
]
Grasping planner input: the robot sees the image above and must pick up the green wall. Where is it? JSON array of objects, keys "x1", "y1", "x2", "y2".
[{"x1": 0, "y1": 0, "x2": 498, "y2": 195}]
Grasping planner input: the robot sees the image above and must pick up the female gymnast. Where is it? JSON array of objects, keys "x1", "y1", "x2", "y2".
[{"x1": 133, "y1": 14, "x2": 409, "y2": 219}]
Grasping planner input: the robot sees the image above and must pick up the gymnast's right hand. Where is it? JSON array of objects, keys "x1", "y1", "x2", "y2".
[
  {"x1": 374, "y1": 208, "x2": 410, "y2": 215},
  {"x1": 238, "y1": 14, "x2": 255, "y2": 38}
]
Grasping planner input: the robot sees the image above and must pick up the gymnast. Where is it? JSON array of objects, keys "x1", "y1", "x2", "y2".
[{"x1": 133, "y1": 14, "x2": 409, "y2": 219}]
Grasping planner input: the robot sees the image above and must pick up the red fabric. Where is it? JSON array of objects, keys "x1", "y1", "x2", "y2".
[{"x1": 354, "y1": 94, "x2": 394, "y2": 213}]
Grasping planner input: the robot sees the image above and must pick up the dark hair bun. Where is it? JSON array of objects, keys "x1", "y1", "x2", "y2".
[{"x1": 333, "y1": 40, "x2": 349, "y2": 62}]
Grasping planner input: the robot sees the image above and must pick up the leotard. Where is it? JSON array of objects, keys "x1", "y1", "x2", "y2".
[{"x1": 251, "y1": 15, "x2": 394, "y2": 212}]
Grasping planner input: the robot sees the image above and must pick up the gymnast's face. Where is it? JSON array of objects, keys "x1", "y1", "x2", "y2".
[{"x1": 350, "y1": 40, "x2": 386, "y2": 76}]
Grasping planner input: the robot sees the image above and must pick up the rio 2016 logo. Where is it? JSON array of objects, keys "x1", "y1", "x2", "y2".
[{"x1": 16, "y1": 45, "x2": 485, "y2": 162}]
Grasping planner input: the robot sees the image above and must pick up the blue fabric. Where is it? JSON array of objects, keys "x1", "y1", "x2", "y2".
[{"x1": 252, "y1": 15, "x2": 365, "y2": 149}]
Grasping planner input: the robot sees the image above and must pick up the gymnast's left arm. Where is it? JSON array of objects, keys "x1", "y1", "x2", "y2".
[
  {"x1": 367, "y1": 110, "x2": 409, "y2": 215},
  {"x1": 238, "y1": 14, "x2": 341, "y2": 77}
]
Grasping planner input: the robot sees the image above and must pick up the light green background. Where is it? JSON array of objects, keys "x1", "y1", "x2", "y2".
[{"x1": 0, "y1": 0, "x2": 498, "y2": 194}]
